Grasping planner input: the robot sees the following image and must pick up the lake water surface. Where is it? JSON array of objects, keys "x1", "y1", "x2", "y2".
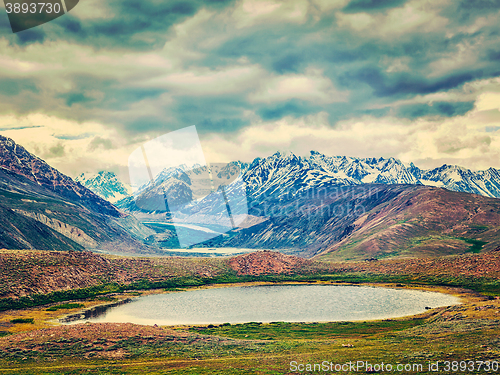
[{"x1": 65, "y1": 285, "x2": 460, "y2": 325}]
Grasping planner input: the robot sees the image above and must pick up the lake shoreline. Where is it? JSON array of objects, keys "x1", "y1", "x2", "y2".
[
  {"x1": 0, "y1": 278, "x2": 487, "y2": 337},
  {"x1": 50, "y1": 280, "x2": 473, "y2": 327}
]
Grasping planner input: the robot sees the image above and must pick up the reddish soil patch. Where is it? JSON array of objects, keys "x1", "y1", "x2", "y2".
[
  {"x1": 228, "y1": 250, "x2": 311, "y2": 276},
  {"x1": 332, "y1": 247, "x2": 500, "y2": 279},
  {"x1": 0, "y1": 250, "x2": 229, "y2": 298}
]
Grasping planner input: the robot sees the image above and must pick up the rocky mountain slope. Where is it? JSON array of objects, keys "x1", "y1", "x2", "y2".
[
  {"x1": 0, "y1": 136, "x2": 153, "y2": 253},
  {"x1": 316, "y1": 186, "x2": 500, "y2": 261},
  {"x1": 228, "y1": 250, "x2": 312, "y2": 276},
  {"x1": 0, "y1": 135, "x2": 120, "y2": 217},
  {"x1": 1, "y1": 249, "x2": 499, "y2": 299},
  {"x1": 113, "y1": 150, "x2": 500, "y2": 259},
  {"x1": 0, "y1": 249, "x2": 232, "y2": 298}
]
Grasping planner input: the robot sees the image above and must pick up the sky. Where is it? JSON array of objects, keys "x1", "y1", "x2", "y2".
[{"x1": 0, "y1": 0, "x2": 500, "y2": 182}]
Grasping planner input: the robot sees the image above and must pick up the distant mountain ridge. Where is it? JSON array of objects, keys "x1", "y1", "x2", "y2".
[
  {"x1": 112, "y1": 151, "x2": 500, "y2": 213},
  {"x1": 107, "y1": 150, "x2": 500, "y2": 260},
  {"x1": 248, "y1": 151, "x2": 500, "y2": 199}
]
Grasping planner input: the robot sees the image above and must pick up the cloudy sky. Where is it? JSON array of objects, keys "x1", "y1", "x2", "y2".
[{"x1": 1, "y1": 0, "x2": 500, "y2": 181}]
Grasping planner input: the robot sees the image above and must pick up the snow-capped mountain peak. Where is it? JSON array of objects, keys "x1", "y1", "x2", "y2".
[
  {"x1": 95, "y1": 151, "x2": 500, "y2": 212},
  {"x1": 75, "y1": 171, "x2": 131, "y2": 203}
]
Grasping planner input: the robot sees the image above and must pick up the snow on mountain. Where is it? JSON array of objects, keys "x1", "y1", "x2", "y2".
[
  {"x1": 306, "y1": 152, "x2": 420, "y2": 185},
  {"x1": 241, "y1": 151, "x2": 500, "y2": 201},
  {"x1": 243, "y1": 151, "x2": 358, "y2": 202},
  {"x1": 116, "y1": 150, "x2": 500, "y2": 214},
  {"x1": 76, "y1": 171, "x2": 131, "y2": 203},
  {"x1": 415, "y1": 164, "x2": 500, "y2": 198}
]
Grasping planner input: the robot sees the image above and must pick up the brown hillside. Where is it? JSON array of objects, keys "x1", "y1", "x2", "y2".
[
  {"x1": 328, "y1": 247, "x2": 500, "y2": 279},
  {"x1": 1, "y1": 249, "x2": 499, "y2": 301},
  {"x1": 0, "y1": 250, "x2": 229, "y2": 298},
  {"x1": 317, "y1": 187, "x2": 500, "y2": 261},
  {"x1": 228, "y1": 251, "x2": 312, "y2": 276}
]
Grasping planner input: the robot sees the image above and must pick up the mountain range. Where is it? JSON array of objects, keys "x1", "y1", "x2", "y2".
[
  {"x1": 98, "y1": 151, "x2": 500, "y2": 212},
  {"x1": 1, "y1": 133, "x2": 499, "y2": 261},
  {"x1": 244, "y1": 151, "x2": 500, "y2": 199},
  {"x1": 106, "y1": 151, "x2": 500, "y2": 259}
]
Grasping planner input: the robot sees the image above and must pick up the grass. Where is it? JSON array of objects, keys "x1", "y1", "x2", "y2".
[
  {"x1": 1, "y1": 306, "x2": 499, "y2": 374},
  {"x1": 1, "y1": 272, "x2": 499, "y2": 313},
  {"x1": 10, "y1": 318, "x2": 34, "y2": 324},
  {"x1": 460, "y1": 237, "x2": 487, "y2": 254},
  {"x1": 46, "y1": 303, "x2": 85, "y2": 311},
  {"x1": 191, "y1": 319, "x2": 427, "y2": 340},
  {"x1": 0, "y1": 250, "x2": 498, "y2": 373},
  {"x1": 0, "y1": 273, "x2": 499, "y2": 374}
]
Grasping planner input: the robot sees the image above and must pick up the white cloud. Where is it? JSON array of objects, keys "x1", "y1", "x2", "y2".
[
  {"x1": 0, "y1": 39, "x2": 173, "y2": 84},
  {"x1": 381, "y1": 57, "x2": 411, "y2": 73},
  {"x1": 450, "y1": 12, "x2": 500, "y2": 36},
  {"x1": 231, "y1": 0, "x2": 309, "y2": 28},
  {"x1": 0, "y1": 113, "x2": 140, "y2": 181},
  {"x1": 374, "y1": 77, "x2": 500, "y2": 111},
  {"x1": 427, "y1": 36, "x2": 485, "y2": 78},
  {"x1": 140, "y1": 64, "x2": 265, "y2": 95},
  {"x1": 475, "y1": 92, "x2": 500, "y2": 112},
  {"x1": 310, "y1": 0, "x2": 350, "y2": 13},
  {"x1": 202, "y1": 99, "x2": 500, "y2": 170},
  {"x1": 69, "y1": 0, "x2": 114, "y2": 20},
  {"x1": 249, "y1": 69, "x2": 348, "y2": 103},
  {"x1": 336, "y1": 0, "x2": 449, "y2": 39}
]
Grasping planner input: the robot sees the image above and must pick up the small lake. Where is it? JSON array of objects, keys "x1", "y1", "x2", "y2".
[{"x1": 63, "y1": 285, "x2": 460, "y2": 325}]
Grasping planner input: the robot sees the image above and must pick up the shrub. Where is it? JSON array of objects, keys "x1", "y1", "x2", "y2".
[
  {"x1": 10, "y1": 318, "x2": 34, "y2": 324},
  {"x1": 46, "y1": 303, "x2": 84, "y2": 311}
]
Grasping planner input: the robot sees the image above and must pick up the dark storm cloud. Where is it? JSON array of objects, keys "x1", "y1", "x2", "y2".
[
  {"x1": 171, "y1": 95, "x2": 250, "y2": 135},
  {"x1": 2, "y1": 0, "x2": 500, "y2": 141},
  {"x1": 86, "y1": 0, "x2": 234, "y2": 50},
  {"x1": 89, "y1": 0, "x2": 197, "y2": 49},
  {"x1": 2, "y1": 0, "x2": 235, "y2": 49},
  {"x1": 60, "y1": 92, "x2": 93, "y2": 107},
  {"x1": 258, "y1": 100, "x2": 322, "y2": 121},
  {"x1": 58, "y1": 17, "x2": 84, "y2": 35},
  {"x1": 343, "y1": 0, "x2": 409, "y2": 13},
  {"x1": 397, "y1": 101, "x2": 475, "y2": 118},
  {"x1": 457, "y1": 0, "x2": 500, "y2": 20},
  {"x1": 112, "y1": 92, "x2": 252, "y2": 135},
  {"x1": 15, "y1": 29, "x2": 46, "y2": 44},
  {"x1": 488, "y1": 49, "x2": 500, "y2": 61},
  {"x1": 339, "y1": 68, "x2": 486, "y2": 97},
  {"x1": 0, "y1": 78, "x2": 39, "y2": 96},
  {"x1": 214, "y1": 29, "x2": 372, "y2": 75},
  {"x1": 272, "y1": 54, "x2": 304, "y2": 74}
]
